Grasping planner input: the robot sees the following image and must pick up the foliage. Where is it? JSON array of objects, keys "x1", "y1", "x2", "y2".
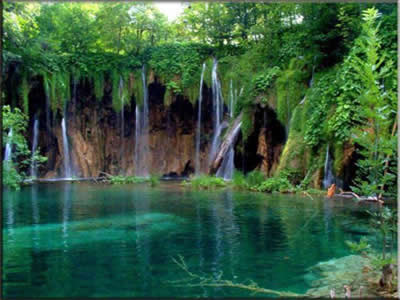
[
  {"x1": 345, "y1": 237, "x2": 371, "y2": 254},
  {"x1": 367, "y1": 207, "x2": 397, "y2": 260},
  {"x1": 256, "y1": 176, "x2": 293, "y2": 193},
  {"x1": 349, "y1": 8, "x2": 397, "y2": 198},
  {"x1": 149, "y1": 174, "x2": 160, "y2": 187},
  {"x1": 188, "y1": 175, "x2": 227, "y2": 189},
  {"x1": 245, "y1": 170, "x2": 266, "y2": 188},
  {"x1": 3, "y1": 105, "x2": 47, "y2": 189},
  {"x1": 276, "y1": 58, "x2": 308, "y2": 126},
  {"x1": 92, "y1": 71, "x2": 104, "y2": 101},
  {"x1": 232, "y1": 170, "x2": 247, "y2": 190},
  {"x1": 109, "y1": 175, "x2": 148, "y2": 184},
  {"x1": 3, "y1": 161, "x2": 23, "y2": 190}
]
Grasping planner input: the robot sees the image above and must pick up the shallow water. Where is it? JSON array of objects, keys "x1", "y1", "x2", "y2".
[{"x1": 2, "y1": 182, "x2": 378, "y2": 297}]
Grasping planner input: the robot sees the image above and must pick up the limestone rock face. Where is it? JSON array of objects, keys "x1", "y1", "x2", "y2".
[
  {"x1": 41, "y1": 83, "x2": 213, "y2": 178},
  {"x1": 256, "y1": 127, "x2": 284, "y2": 177}
]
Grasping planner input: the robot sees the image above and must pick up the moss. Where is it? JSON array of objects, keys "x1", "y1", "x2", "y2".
[
  {"x1": 276, "y1": 62, "x2": 307, "y2": 126},
  {"x1": 111, "y1": 70, "x2": 131, "y2": 112},
  {"x1": 241, "y1": 106, "x2": 254, "y2": 142},
  {"x1": 132, "y1": 70, "x2": 144, "y2": 108},
  {"x1": 333, "y1": 141, "x2": 344, "y2": 176},
  {"x1": 92, "y1": 71, "x2": 104, "y2": 101},
  {"x1": 19, "y1": 74, "x2": 30, "y2": 114}
]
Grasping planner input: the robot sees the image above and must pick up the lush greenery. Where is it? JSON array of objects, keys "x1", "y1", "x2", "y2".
[
  {"x1": 3, "y1": 3, "x2": 397, "y2": 198},
  {"x1": 3, "y1": 105, "x2": 47, "y2": 189}
]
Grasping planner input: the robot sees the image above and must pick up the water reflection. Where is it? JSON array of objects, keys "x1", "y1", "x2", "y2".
[{"x1": 62, "y1": 183, "x2": 72, "y2": 252}]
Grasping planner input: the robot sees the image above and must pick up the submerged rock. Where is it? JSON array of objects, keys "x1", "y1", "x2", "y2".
[{"x1": 305, "y1": 254, "x2": 382, "y2": 298}]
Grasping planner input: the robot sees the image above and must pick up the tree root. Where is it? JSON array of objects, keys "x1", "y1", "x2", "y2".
[{"x1": 168, "y1": 255, "x2": 302, "y2": 297}]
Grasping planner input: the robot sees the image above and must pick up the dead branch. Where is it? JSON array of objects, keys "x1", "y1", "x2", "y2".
[{"x1": 168, "y1": 255, "x2": 302, "y2": 297}]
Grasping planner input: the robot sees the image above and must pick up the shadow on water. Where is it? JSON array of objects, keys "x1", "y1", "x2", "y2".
[{"x1": 2, "y1": 182, "x2": 381, "y2": 297}]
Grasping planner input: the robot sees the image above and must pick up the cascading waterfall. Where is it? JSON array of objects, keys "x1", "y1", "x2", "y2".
[
  {"x1": 30, "y1": 119, "x2": 39, "y2": 177},
  {"x1": 216, "y1": 81, "x2": 238, "y2": 180},
  {"x1": 61, "y1": 118, "x2": 72, "y2": 178},
  {"x1": 300, "y1": 60, "x2": 316, "y2": 105},
  {"x1": 195, "y1": 63, "x2": 206, "y2": 175},
  {"x1": 323, "y1": 145, "x2": 335, "y2": 189},
  {"x1": 119, "y1": 76, "x2": 125, "y2": 138},
  {"x1": 216, "y1": 121, "x2": 242, "y2": 180},
  {"x1": 4, "y1": 129, "x2": 13, "y2": 161},
  {"x1": 209, "y1": 58, "x2": 224, "y2": 164},
  {"x1": 134, "y1": 65, "x2": 150, "y2": 177}
]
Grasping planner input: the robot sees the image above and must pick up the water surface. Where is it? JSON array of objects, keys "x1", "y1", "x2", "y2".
[{"x1": 3, "y1": 182, "x2": 375, "y2": 297}]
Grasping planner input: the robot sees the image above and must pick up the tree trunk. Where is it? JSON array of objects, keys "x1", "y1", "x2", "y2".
[{"x1": 209, "y1": 113, "x2": 242, "y2": 174}]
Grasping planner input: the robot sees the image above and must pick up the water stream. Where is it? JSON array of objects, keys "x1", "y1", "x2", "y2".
[
  {"x1": 134, "y1": 66, "x2": 150, "y2": 177},
  {"x1": 216, "y1": 81, "x2": 239, "y2": 180},
  {"x1": 323, "y1": 144, "x2": 335, "y2": 189},
  {"x1": 195, "y1": 63, "x2": 206, "y2": 175},
  {"x1": 61, "y1": 118, "x2": 72, "y2": 178},
  {"x1": 30, "y1": 118, "x2": 39, "y2": 177},
  {"x1": 4, "y1": 128, "x2": 13, "y2": 161},
  {"x1": 209, "y1": 58, "x2": 224, "y2": 164}
]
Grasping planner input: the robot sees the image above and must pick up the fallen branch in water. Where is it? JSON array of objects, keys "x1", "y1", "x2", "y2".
[
  {"x1": 302, "y1": 191, "x2": 314, "y2": 201},
  {"x1": 168, "y1": 255, "x2": 302, "y2": 297}
]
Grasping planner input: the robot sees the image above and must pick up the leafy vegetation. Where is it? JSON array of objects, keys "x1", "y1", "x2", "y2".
[
  {"x1": 2, "y1": 105, "x2": 47, "y2": 189},
  {"x1": 186, "y1": 175, "x2": 227, "y2": 189},
  {"x1": 109, "y1": 175, "x2": 148, "y2": 185},
  {"x1": 3, "y1": 3, "x2": 397, "y2": 198}
]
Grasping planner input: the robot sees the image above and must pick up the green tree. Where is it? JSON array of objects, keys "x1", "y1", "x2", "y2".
[{"x1": 349, "y1": 8, "x2": 397, "y2": 199}]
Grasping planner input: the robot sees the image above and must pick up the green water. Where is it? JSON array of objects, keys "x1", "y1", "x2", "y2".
[{"x1": 3, "y1": 182, "x2": 376, "y2": 297}]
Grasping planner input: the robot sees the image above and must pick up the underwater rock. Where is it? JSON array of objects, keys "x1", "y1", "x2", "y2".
[{"x1": 305, "y1": 255, "x2": 381, "y2": 298}]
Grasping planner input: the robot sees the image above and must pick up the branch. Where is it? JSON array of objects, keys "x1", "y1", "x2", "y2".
[{"x1": 168, "y1": 255, "x2": 302, "y2": 297}]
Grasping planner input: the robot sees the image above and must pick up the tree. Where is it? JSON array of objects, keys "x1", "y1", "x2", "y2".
[{"x1": 349, "y1": 8, "x2": 397, "y2": 199}]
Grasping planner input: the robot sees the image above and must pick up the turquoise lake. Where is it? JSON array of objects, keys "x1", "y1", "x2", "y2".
[{"x1": 2, "y1": 182, "x2": 376, "y2": 297}]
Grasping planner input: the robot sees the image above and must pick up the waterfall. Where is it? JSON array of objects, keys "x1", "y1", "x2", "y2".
[
  {"x1": 229, "y1": 79, "x2": 234, "y2": 118},
  {"x1": 195, "y1": 63, "x2": 206, "y2": 175},
  {"x1": 323, "y1": 145, "x2": 335, "y2": 189},
  {"x1": 216, "y1": 121, "x2": 241, "y2": 180},
  {"x1": 300, "y1": 61, "x2": 316, "y2": 105},
  {"x1": 119, "y1": 76, "x2": 125, "y2": 138},
  {"x1": 61, "y1": 118, "x2": 72, "y2": 178},
  {"x1": 209, "y1": 58, "x2": 224, "y2": 164},
  {"x1": 45, "y1": 94, "x2": 51, "y2": 132},
  {"x1": 4, "y1": 129, "x2": 13, "y2": 161},
  {"x1": 30, "y1": 119, "x2": 39, "y2": 177},
  {"x1": 216, "y1": 81, "x2": 239, "y2": 180},
  {"x1": 134, "y1": 65, "x2": 150, "y2": 177}
]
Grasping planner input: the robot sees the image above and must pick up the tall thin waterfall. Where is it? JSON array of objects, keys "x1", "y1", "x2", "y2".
[
  {"x1": 300, "y1": 62, "x2": 316, "y2": 105},
  {"x1": 119, "y1": 76, "x2": 125, "y2": 138},
  {"x1": 30, "y1": 119, "x2": 39, "y2": 177},
  {"x1": 323, "y1": 145, "x2": 335, "y2": 189},
  {"x1": 216, "y1": 121, "x2": 242, "y2": 180},
  {"x1": 209, "y1": 58, "x2": 224, "y2": 164},
  {"x1": 195, "y1": 63, "x2": 206, "y2": 175},
  {"x1": 134, "y1": 65, "x2": 150, "y2": 177},
  {"x1": 61, "y1": 118, "x2": 72, "y2": 178},
  {"x1": 4, "y1": 129, "x2": 13, "y2": 161},
  {"x1": 216, "y1": 81, "x2": 238, "y2": 180}
]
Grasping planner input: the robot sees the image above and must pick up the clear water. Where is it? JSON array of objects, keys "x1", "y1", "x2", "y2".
[{"x1": 3, "y1": 182, "x2": 376, "y2": 298}]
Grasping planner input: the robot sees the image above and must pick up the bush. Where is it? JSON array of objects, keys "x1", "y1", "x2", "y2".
[
  {"x1": 345, "y1": 237, "x2": 371, "y2": 254},
  {"x1": 109, "y1": 175, "x2": 148, "y2": 184},
  {"x1": 149, "y1": 174, "x2": 160, "y2": 187},
  {"x1": 3, "y1": 161, "x2": 22, "y2": 190},
  {"x1": 245, "y1": 170, "x2": 266, "y2": 188},
  {"x1": 232, "y1": 170, "x2": 247, "y2": 189},
  {"x1": 256, "y1": 177, "x2": 293, "y2": 193},
  {"x1": 188, "y1": 175, "x2": 227, "y2": 189}
]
